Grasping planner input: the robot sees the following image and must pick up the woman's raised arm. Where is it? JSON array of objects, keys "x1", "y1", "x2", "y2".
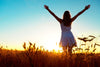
[
  {"x1": 71, "y1": 5, "x2": 90, "y2": 22},
  {"x1": 44, "y1": 5, "x2": 62, "y2": 23}
]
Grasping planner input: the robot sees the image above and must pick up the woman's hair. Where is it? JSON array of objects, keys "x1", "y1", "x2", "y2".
[{"x1": 63, "y1": 11, "x2": 71, "y2": 26}]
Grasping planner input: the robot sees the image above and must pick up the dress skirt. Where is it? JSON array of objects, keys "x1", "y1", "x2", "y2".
[{"x1": 60, "y1": 31, "x2": 76, "y2": 47}]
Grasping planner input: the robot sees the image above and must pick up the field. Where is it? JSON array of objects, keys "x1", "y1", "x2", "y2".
[
  {"x1": 0, "y1": 48, "x2": 100, "y2": 67},
  {"x1": 0, "y1": 35, "x2": 100, "y2": 67},
  {"x1": 0, "y1": 44, "x2": 100, "y2": 67}
]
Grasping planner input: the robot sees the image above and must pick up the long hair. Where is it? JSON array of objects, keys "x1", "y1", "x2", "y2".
[{"x1": 63, "y1": 11, "x2": 71, "y2": 26}]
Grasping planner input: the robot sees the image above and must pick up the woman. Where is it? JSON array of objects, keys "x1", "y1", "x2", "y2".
[{"x1": 44, "y1": 5, "x2": 90, "y2": 53}]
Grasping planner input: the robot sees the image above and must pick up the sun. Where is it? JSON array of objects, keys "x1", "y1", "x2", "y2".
[{"x1": 43, "y1": 40, "x2": 63, "y2": 53}]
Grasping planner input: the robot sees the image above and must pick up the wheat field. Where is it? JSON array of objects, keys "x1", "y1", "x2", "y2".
[{"x1": 0, "y1": 35, "x2": 100, "y2": 67}]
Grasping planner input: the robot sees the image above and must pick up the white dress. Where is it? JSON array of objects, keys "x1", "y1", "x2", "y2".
[{"x1": 60, "y1": 22, "x2": 76, "y2": 47}]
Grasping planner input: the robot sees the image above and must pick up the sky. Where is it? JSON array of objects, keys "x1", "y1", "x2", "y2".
[{"x1": 0, "y1": 0, "x2": 100, "y2": 50}]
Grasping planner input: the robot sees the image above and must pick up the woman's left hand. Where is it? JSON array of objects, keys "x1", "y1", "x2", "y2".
[{"x1": 44, "y1": 5, "x2": 49, "y2": 10}]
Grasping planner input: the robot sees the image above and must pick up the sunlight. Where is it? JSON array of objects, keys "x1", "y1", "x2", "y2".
[{"x1": 44, "y1": 40, "x2": 63, "y2": 53}]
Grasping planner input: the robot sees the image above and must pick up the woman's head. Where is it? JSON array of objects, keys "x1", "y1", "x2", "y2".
[
  {"x1": 63, "y1": 11, "x2": 71, "y2": 26},
  {"x1": 63, "y1": 11, "x2": 71, "y2": 21}
]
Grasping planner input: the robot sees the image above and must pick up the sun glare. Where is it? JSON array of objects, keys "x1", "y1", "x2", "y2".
[{"x1": 44, "y1": 41, "x2": 63, "y2": 53}]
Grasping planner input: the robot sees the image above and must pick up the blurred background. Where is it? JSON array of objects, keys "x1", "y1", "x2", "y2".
[{"x1": 0, "y1": 0, "x2": 100, "y2": 50}]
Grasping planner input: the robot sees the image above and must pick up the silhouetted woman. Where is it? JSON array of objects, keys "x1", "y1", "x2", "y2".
[{"x1": 44, "y1": 5, "x2": 90, "y2": 53}]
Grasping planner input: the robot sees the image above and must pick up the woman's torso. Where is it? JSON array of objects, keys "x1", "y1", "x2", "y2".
[{"x1": 60, "y1": 21, "x2": 71, "y2": 32}]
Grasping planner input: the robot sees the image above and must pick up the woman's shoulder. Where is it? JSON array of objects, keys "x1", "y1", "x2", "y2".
[{"x1": 59, "y1": 19, "x2": 63, "y2": 24}]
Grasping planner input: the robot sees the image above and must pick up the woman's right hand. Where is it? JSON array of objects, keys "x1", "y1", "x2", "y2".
[
  {"x1": 44, "y1": 5, "x2": 49, "y2": 10},
  {"x1": 85, "y1": 5, "x2": 90, "y2": 10}
]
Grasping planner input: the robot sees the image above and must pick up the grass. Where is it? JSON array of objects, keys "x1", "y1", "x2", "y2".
[
  {"x1": 0, "y1": 35, "x2": 100, "y2": 67},
  {"x1": 0, "y1": 47, "x2": 100, "y2": 67}
]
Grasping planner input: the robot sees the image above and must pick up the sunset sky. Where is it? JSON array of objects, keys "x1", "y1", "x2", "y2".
[{"x1": 0, "y1": 0, "x2": 100, "y2": 50}]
